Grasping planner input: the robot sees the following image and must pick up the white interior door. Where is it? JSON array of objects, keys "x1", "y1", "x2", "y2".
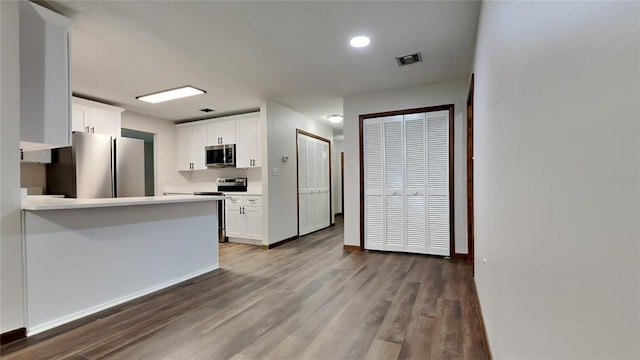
[
  {"x1": 298, "y1": 133, "x2": 331, "y2": 236},
  {"x1": 383, "y1": 116, "x2": 405, "y2": 252},
  {"x1": 426, "y1": 110, "x2": 450, "y2": 256},
  {"x1": 363, "y1": 118, "x2": 384, "y2": 250},
  {"x1": 298, "y1": 136, "x2": 309, "y2": 234},
  {"x1": 404, "y1": 113, "x2": 427, "y2": 254}
]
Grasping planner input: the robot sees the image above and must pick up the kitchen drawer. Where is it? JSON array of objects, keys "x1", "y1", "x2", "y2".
[
  {"x1": 225, "y1": 196, "x2": 244, "y2": 205},
  {"x1": 244, "y1": 196, "x2": 262, "y2": 207}
]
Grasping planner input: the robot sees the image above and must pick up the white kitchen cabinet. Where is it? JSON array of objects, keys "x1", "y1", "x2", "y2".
[
  {"x1": 176, "y1": 123, "x2": 207, "y2": 171},
  {"x1": 236, "y1": 116, "x2": 261, "y2": 168},
  {"x1": 225, "y1": 205, "x2": 245, "y2": 238},
  {"x1": 207, "y1": 119, "x2": 236, "y2": 145},
  {"x1": 71, "y1": 97, "x2": 124, "y2": 138},
  {"x1": 19, "y1": 1, "x2": 73, "y2": 151},
  {"x1": 225, "y1": 195, "x2": 262, "y2": 241},
  {"x1": 244, "y1": 206, "x2": 263, "y2": 239},
  {"x1": 21, "y1": 149, "x2": 51, "y2": 163}
]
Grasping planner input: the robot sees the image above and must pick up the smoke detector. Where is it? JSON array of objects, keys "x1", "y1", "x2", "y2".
[{"x1": 396, "y1": 52, "x2": 423, "y2": 67}]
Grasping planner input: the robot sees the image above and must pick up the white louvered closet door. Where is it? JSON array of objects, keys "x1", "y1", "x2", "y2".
[
  {"x1": 298, "y1": 133, "x2": 331, "y2": 236},
  {"x1": 319, "y1": 141, "x2": 330, "y2": 229},
  {"x1": 426, "y1": 110, "x2": 450, "y2": 256},
  {"x1": 363, "y1": 110, "x2": 450, "y2": 256},
  {"x1": 298, "y1": 135, "x2": 310, "y2": 235},
  {"x1": 404, "y1": 113, "x2": 427, "y2": 254},
  {"x1": 383, "y1": 116, "x2": 405, "y2": 252},
  {"x1": 363, "y1": 118, "x2": 384, "y2": 250}
]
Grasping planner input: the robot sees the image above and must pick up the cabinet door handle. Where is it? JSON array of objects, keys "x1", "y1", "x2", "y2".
[
  {"x1": 91, "y1": 127, "x2": 95, "y2": 133},
  {"x1": 85, "y1": 126, "x2": 90, "y2": 132}
]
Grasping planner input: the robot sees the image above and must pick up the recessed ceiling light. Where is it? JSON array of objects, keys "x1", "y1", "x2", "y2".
[
  {"x1": 136, "y1": 86, "x2": 205, "y2": 104},
  {"x1": 350, "y1": 36, "x2": 370, "y2": 48},
  {"x1": 327, "y1": 115, "x2": 343, "y2": 123}
]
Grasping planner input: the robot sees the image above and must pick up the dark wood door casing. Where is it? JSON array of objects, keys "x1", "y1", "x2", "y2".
[{"x1": 467, "y1": 74, "x2": 475, "y2": 268}]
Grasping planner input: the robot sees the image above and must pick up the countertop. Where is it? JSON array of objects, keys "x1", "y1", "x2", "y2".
[
  {"x1": 163, "y1": 186, "x2": 262, "y2": 196},
  {"x1": 22, "y1": 195, "x2": 227, "y2": 211},
  {"x1": 164, "y1": 191, "x2": 263, "y2": 197}
]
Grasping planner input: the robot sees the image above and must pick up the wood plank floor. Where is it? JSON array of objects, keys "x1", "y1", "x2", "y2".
[{"x1": 1, "y1": 216, "x2": 488, "y2": 359}]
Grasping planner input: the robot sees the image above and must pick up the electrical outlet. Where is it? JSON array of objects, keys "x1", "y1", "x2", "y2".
[
  {"x1": 483, "y1": 258, "x2": 487, "y2": 278},
  {"x1": 272, "y1": 167, "x2": 280, "y2": 176}
]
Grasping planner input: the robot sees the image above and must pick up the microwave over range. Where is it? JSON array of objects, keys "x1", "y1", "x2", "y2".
[{"x1": 206, "y1": 144, "x2": 236, "y2": 168}]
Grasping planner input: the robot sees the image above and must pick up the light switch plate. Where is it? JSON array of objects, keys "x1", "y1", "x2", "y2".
[{"x1": 272, "y1": 167, "x2": 280, "y2": 176}]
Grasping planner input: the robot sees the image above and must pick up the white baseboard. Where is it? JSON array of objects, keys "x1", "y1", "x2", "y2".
[{"x1": 27, "y1": 265, "x2": 219, "y2": 336}]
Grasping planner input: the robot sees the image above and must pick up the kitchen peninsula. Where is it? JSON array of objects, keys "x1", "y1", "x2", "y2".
[{"x1": 21, "y1": 194, "x2": 225, "y2": 335}]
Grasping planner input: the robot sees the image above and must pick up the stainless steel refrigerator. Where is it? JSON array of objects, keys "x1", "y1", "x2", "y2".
[{"x1": 46, "y1": 132, "x2": 145, "y2": 198}]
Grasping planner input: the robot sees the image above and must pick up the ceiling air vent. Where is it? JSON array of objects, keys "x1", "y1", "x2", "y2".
[
  {"x1": 200, "y1": 108, "x2": 214, "y2": 113},
  {"x1": 396, "y1": 52, "x2": 423, "y2": 67}
]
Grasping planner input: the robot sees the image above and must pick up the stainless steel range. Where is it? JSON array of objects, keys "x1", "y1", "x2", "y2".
[{"x1": 216, "y1": 177, "x2": 248, "y2": 192}]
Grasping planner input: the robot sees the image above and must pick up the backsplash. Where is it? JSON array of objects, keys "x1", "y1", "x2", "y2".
[
  {"x1": 21, "y1": 162, "x2": 46, "y2": 194},
  {"x1": 178, "y1": 167, "x2": 262, "y2": 193}
]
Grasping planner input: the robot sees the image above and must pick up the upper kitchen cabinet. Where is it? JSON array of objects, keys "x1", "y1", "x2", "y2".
[
  {"x1": 206, "y1": 119, "x2": 236, "y2": 145},
  {"x1": 236, "y1": 115, "x2": 261, "y2": 168},
  {"x1": 176, "y1": 123, "x2": 207, "y2": 171},
  {"x1": 72, "y1": 97, "x2": 124, "y2": 138},
  {"x1": 19, "y1": 1, "x2": 74, "y2": 151}
]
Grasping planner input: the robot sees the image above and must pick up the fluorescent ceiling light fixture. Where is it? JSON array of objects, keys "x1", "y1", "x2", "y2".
[
  {"x1": 327, "y1": 115, "x2": 343, "y2": 123},
  {"x1": 136, "y1": 86, "x2": 205, "y2": 104},
  {"x1": 350, "y1": 36, "x2": 370, "y2": 48}
]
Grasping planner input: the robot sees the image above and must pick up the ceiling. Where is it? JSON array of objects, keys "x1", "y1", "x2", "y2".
[{"x1": 45, "y1": 1, "x2": 480, "y2": 132}]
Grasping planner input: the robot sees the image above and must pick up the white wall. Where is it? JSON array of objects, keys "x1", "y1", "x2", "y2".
[
  {"x1": 1, "y1": 0, "x2": 25, "y2": 333},
  {"x1": 263, "y1": 99, "x2": 333, "y2": 245},
  {"x1": 343, "y1": 79, "x2": 468, "y2": 254},
  {"x1": 472, "y1": 1, "x2": 639, "y2": 358},
  {"x1": 332, "y1": 134, "x2": 344, "y2": 214},
  {"x1": 121, "y1": 111, "x2": 190, "y2": 194}
]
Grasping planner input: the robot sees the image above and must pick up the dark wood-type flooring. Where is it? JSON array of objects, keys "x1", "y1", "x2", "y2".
[{"x1": 1, "y1": 216, "x2": 488, "y2": 359}]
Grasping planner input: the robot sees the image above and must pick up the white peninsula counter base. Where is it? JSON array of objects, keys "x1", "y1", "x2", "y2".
[{"x1": 22, "y1": 195, "x2": 224, "y2": 335}]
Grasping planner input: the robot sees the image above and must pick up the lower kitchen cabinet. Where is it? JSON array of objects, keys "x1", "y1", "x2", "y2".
[{"x1": 225, "y1": 195, "x2": 262, "y2": 241}]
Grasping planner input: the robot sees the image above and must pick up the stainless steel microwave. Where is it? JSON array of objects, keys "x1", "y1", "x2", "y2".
[{"x1": 206, "y1": 144, "x2": 236, "y2": 168}]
